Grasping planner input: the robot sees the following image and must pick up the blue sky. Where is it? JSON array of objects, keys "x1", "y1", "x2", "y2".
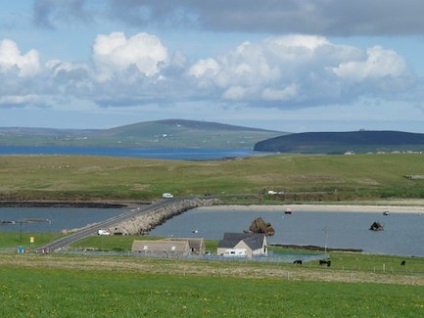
[{"x1": 1, "y1": 0, "x2": 424, "y2": 133}]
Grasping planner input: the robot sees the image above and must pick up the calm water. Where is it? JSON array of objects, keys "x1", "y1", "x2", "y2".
[
  {"x1": 2, "y1": 206, "x2": 424, "y2": 256},
  {"x1": 0, "y1": 207, "x2": 124, "y2": 233},
  {"x1": 149, "y1": 208, "x2": 424, "y2": 257},
  {"x1": 0, "y1": 146, "x2": 258, "y2": 160}
]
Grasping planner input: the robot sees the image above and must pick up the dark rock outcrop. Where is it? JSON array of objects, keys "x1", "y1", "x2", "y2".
[
  {"x1": 248, "y1": 217, "x2": 275, "y2": 236},
  {"x1": 369, "y1": 221, "x2": 384, "y2": 231}
]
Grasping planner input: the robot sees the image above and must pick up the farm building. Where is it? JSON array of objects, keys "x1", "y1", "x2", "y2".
[
  {"x1": 132, "y1": 238, "x2": 205, "y2": 256},
  {"x1": 217, "y1": 233, "x2": 268, "y2": 258}
]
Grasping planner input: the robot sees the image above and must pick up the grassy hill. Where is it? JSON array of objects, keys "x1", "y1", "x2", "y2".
[
  {"x1": 254, "y1": 130, "x2": 424, "y2": 154},
  {"x1": 0, "y1": 119, "x2": 283, "y2": 149},
  {"x1": 1, "y1": 153, "x2": 423, "y2": 202}
]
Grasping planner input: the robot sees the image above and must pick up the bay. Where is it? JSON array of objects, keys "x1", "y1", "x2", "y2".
[
  {"x1": 149, "y1": 208, "x2": 424, "y2": 257},
  {"x1": 0, "y1": 207, "x2": 124, "y2": 233},
  {"x1": 0, "y1": 145, "x2": 258, "y2": 160},
  {"x1": 2, "y1": 206, "x2": 424, "y2": 257}
]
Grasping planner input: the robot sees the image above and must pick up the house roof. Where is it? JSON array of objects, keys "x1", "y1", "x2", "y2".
[
  {"x1": 164, "y1": 238, "x2": 204, "y2": 250},
  {"x1": 218, "y1": 232, "x2": 266, "y2": 250},
  {"x1": 132, "y1": 240, "x2": 189, "y2": 253}
]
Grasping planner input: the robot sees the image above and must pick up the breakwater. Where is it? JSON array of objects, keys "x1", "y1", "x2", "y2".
[{"x1": 107, "y1": 198, "x2": 220, "y2": 235}]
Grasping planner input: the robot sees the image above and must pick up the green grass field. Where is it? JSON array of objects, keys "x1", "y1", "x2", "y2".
[
  {"x1": 0, "y1": 153, "x2": 423, "y2": 202},
  {"x1": 1, "y1": 153, "x2": 424, "y2": 316},
  {"x1": 1, "y1": 230, "x2": 424, "y2": 316},
  {"x1": 0, "y1": 252, "x2": 424, "y2": 317}
]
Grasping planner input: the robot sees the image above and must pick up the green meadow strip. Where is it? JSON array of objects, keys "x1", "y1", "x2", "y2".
[
  {"x1": 0, "y1": 256, "x2": 424, "y2": 317},
  {"x1": 0, "y1": 153, "x2": 423, "y2": 201}
]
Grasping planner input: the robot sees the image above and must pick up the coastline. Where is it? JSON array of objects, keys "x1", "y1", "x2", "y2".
[
  {"x1": 2, "y1": 199, "x2": 424, "y2": 214},
  {"x1": 202, "y1": 203, "x2": 424, "y2": 214}
]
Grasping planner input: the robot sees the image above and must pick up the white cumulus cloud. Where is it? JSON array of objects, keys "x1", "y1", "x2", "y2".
[
  {"x1": 92, "y1": 32, "x2": 168, "y2": 81},
  {"x1": 332, "y1": 46, "x2": 407, "y2": 81},
  {"x1": 188, "y1": 35, "x2": 413, "y2": 106},
  {"x1": 0, "y1": 39, "x2": 41, "y2": 77},
  {"x1": 0, "y1": 33, "x2": 417, "y2": 112}
]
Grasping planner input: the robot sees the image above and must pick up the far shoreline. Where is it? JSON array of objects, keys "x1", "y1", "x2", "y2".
[
  {"x1": 203, "y1": 203, "x2": 424, "y2": 214},
  {"x1": 2, "y1": 199, "x2": 424, "y2": 214}
]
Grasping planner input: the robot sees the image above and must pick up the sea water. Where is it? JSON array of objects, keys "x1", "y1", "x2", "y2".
[
  {"x1": 2, "y1": 206, "x2": 423, "y2": 256},
  {"x1": 149, "y1": 208, "x2": 424, "y2": 257}
]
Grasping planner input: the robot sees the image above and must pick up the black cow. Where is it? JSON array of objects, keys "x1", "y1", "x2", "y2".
[
  {"x1": 293, "y1": 260, "x2": 303, "y2": 265},
  {"x1": 400, "y1": 260, "x2": 406, "y2": 266},
  {"x1": 319, "y1": 259, "x2": 331, "y2": 267}
]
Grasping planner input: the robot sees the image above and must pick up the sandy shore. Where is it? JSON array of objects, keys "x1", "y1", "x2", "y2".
[{"x1": 201, "y1": 203, "x2": 424, "y2": 214}]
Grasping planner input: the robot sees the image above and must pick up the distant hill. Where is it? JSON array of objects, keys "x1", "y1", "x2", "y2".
[
  {"x1": 254, "y1": 130, "x2": 424, "y2": 154},
  {"x1": 0, "y1": 119, "x2": 283, "y2": 149}
]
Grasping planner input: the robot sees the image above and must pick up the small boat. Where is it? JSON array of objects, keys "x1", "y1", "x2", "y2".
[
  {"x1": 383, "y1": 211, "x2": 390, "y2": 216},
  {"x1": 284, "y1": 208, "x2": 292, "y2": 215},
  {"x1": 192, "y1": 229, "x2": 199, "y2": 234}
]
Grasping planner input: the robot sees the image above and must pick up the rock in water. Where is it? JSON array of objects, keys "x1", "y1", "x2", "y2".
[
  {"x1": 248, "y1": 217, "x2": 275, "y2": 236},
  {"x1": 369, "y1": 221, "x2": 384, "y2": 231}
]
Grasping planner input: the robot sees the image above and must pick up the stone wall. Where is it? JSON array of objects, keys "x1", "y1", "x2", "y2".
[{"x1": 108, "y1": 198, "x2": 219, "y2": 235}]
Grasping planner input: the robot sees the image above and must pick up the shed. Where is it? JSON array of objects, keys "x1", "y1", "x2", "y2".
[
  {"x1": 163, "y1": 238, "x2": 205, "y2": 255},
  {"x1": 217, "y1": 233, "x2": 268, "y2": 258}
]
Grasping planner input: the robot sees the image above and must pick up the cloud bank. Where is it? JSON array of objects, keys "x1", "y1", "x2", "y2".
[
  {"x1": 33, "y1": 0, "x2": 424, "y2": 36},
  {"x1": 0, "y1": 32, "x2": 417, "y2": 110}
]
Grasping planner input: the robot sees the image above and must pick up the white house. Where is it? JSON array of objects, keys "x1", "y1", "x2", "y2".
[{"x1": 217, "y1": 233, "x2": 268, "y2": 258}]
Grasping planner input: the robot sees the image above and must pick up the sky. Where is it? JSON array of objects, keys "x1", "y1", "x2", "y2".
[{"x1": 1, "y1": 1, "x2": 424, "y2": 133}]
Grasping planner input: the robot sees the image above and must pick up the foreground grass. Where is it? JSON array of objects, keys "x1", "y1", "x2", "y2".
[
  {"x1": 1, "y1": 253, "x2": 424, "y2": 317},
  {"x1": 4, "y1": 232, "x2": 423, "y2": 277},
  {"x1": 0, "y1": 153, "x2": 424, "y2": 202},
  {"x1": 2, "y1": 230, "x2": 424, "y2": 316}
]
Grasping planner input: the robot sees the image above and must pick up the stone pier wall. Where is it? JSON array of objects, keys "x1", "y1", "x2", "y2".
[{"x1": 108, "y1": 198, "x2": 219, "y2": 235}]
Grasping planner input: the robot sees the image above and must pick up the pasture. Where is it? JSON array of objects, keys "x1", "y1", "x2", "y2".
[
  {"x1": 0, "y1": 153, "x2": 423, "y2": 202},
  {"x1": 1, "y1": 153, "x2": 424, "y2": 316},
  {"x1": 0, "y1": 252, "x2": 424, "y2": 317}
]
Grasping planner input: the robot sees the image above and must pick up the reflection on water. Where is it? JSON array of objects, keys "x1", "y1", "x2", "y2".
[{"x1": 149, "y1": 208, "x2": 424, "y2": 257}]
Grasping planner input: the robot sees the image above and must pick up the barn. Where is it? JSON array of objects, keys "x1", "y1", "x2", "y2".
[{"x1": 132, "y1": 238, "x2": 205, "y2": 256}]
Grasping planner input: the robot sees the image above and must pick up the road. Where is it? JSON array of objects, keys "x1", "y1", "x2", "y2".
[{"x1": 36, "y1": 199, "x2": 178, "y2": 253}]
